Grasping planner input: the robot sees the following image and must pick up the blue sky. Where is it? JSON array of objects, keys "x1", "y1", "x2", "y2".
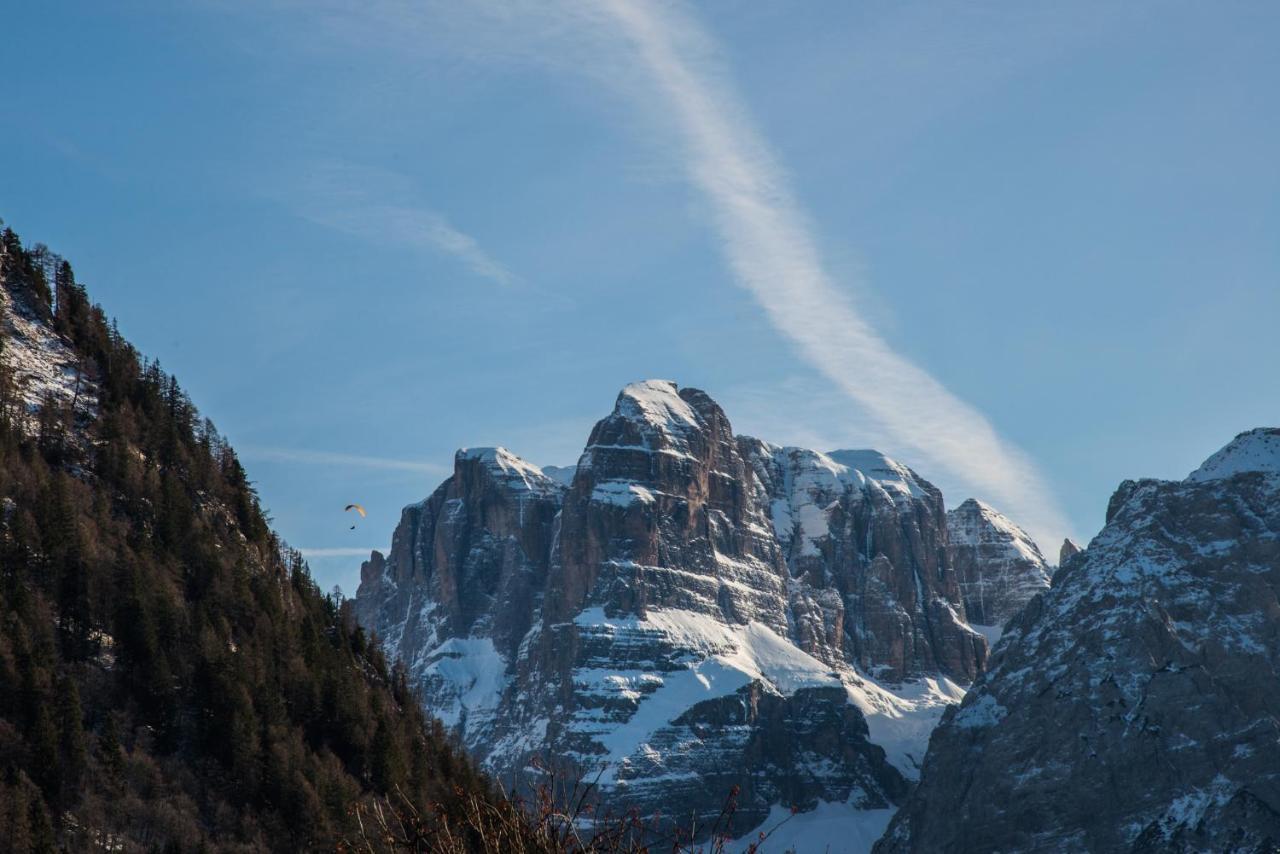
[{"x1": 4, "y1": 0, "x2": 1278, "y2": 593}]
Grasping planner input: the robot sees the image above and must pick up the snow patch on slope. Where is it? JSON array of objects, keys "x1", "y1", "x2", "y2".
[
  {"x1": 952, "y1": 693, "x2": 1009, "y2": 729},
  {"x1": 417, "y1": 636, "x2": 508, "y2": 729},
  {"x1": 571, "y1": 606, "x2": 962, "y2": 786},
  {"x1": 0, "y1": 281, "x2": 97, "y2": 428},
  {"x1": 845, "y1": 674, "x2": 967, "y2": 780},
  {"x1": 736, "y1": 800, "x2": 896, "y2": 854},
  {"x1": 590, "y1": 480, "x2": 657, "y2": 506},
  {"x1": 969, "y1": 623, "x2": 1005, "y2": 647},
  {"x1": 571, "y1": 608, "x2": 844, "y2": 781},
  {"x1": 541, "y1": 464, "x2": 577, "y2": 487}
]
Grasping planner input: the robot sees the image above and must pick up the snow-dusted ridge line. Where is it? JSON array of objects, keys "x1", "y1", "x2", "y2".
[
  {"x1": 456, "y1": 445, "x2": 565, "y2": 496},
  {"x1": 1186, "y1": 427, "x2": 1280, "y2": 482},
  {"x1": 948, "y1": 498, "x2": 1045, "y2": 565},
  {"x1": 878, "y1": 426, "x2": 1280, "y2": 850},
  {"x1": 746, "y1": 442, "x2": 931, "y2": 558},
  {"x1": 826, "y1": 449, "x2": 929, "y2": 500}
]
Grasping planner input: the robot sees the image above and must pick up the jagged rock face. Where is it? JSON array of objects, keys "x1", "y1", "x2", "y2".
[
  {"x1": 355, "y1": 446, "x2": 563, "y2": 732},
  {"x1": 356, "y1": 381, "x2": 1033, "y2": 836},
  {"x1": 946, "y1": 498, "x2": 1051, "y2": 631},
  {"x1": 744, "y1": 441, "x2": 986, "y2": 682},
  {"x1": 1059, "y1": 537, "x2": 1083, "y2": 565},
  {"x1": 647, "y1": 683, "x2": 911, "y2": 823},
  {"x1": 544, "y1": 381, "x2": 789, "y2": 630},
  {"x1": 877, "y1": 428, "x2": 1280, "y2": 853}
]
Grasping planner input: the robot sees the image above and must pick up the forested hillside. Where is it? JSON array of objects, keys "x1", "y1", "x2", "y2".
[{"x1": 0, "y1": 224, "x2": 498, "y2": 852}]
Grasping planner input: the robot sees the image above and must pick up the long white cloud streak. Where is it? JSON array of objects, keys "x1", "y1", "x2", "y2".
[
  {"x1": 241, "y1": 445, "x2": 447, "y2": 475},
  {"x1": 225, "y1": 0, "x2": 1069, "y2": 546},
  {"x1": 298, "y1": 547, "x2": 390, "y2": 558},
  {"x1": 593, "y1": 0, "x2": 1070, "y2": 547}
]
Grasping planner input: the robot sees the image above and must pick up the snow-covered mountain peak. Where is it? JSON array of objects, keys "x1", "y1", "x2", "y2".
[
  {"x1": 953, "y1": 496, "x2": 995, "y2": 516},
  {"x1": 827, "y1": 449, "x2": 929, "y2": 499},
  {"x1": 945, "y1": 498, "x2": 1050, "y2": 633},
  {"x1": 360, "y1": 381, "x2": 1015, "y2": 843},
  {"x1": 1186, "y1": 427, "x2": 1280, "y2": 482},
  {"x1": 949, "y1": 498, "x2": 1045, "y2": 563},
  {"x1": 576, "y1": 381, "x2": 736, "y2": 486},
  {"x1": 455, "y1": 446, "x2": 564, "y2": 496},
  {"x1": 615, "y1": 379, "x2": 701, "y2": 434}
]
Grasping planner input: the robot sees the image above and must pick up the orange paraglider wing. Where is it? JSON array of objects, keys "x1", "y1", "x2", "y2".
[{"x1": 344, "y1": 503, "x2": 367, "y2": 517}]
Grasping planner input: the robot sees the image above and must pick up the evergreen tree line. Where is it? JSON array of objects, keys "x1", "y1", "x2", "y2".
[{"x1": 0, "y1": 225, "x2": 504, "y2": 852}]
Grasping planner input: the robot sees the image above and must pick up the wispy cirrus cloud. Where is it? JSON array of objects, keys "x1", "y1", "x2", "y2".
[
  {"x1": 304, "y1": 202, "x2": 517, "y2": 287},
  {"x1": 240, "y1": 444, "x2": 448, "y2": 475},
  {"x1": 287, "y1": 159, "x2": 517, "y2": 287}
]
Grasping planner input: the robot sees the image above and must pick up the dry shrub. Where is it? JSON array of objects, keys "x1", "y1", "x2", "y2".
[{"x1": 340, "y1": 769, "x2": 797, "y2": 854}]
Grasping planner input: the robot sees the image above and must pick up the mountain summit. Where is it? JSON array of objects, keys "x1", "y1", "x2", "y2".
[
  {"x1": 356, "y1": 379, "x2": 1051, "y2": 838},
  {"x1": 1186, "y1": 427, "x2": 1280, "y2": 482},
  {"x1": 945, "y1": 498, "x2": 1051, "y2": 637}
]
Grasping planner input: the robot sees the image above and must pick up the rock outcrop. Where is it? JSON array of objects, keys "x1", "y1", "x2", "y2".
[
  {"x1": 945, "y1": 498, "x2": 1051, "y2": 634},
  {"x1": 1058, "y1": 537, "x2": 1083, "y2": 565},
  {"x1": 876, "y1": 428, "x2": 1280, "y2": 853},
  {"x1": 357, "y1": 381, "x2": 1046, "y2": 836}
]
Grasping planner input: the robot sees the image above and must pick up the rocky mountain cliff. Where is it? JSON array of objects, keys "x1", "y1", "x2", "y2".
[
  {"x1": 877, "y1": 428, "x2": 1280, "y2": 853},
  {"x1": 1059, "y1": 537, "x2": 1083, "y2": 565},
  {"x1": 356, "y1": 380, "x2": 1051, "y2": 838},
  {"x1": 945, "y1": 498, "x2": 1051, "y2": 637}
]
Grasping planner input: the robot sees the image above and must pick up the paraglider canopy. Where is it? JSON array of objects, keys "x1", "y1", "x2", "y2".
[{"x1": 344, "y1": 504, "x2": 367, "y2": 517}]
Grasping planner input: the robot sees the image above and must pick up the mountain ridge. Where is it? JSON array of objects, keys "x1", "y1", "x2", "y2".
[
  {"x1": 0, "y1": 222, "x2": 506, "y2": 852},
  {"x1": 355, "y1": 378, "x2": 1053, "y2": 840},
  {"x1": 876, "y1": 428, "x2": 1280, "y2": 852}
]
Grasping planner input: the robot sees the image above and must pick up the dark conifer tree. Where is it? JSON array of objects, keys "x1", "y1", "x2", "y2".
[
  {"x1": 0, "y1": 222, "x2": 508, "y2": 852},
  {"x1": 54, "y1": 677, "x2": 87, "y2": 798}
]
